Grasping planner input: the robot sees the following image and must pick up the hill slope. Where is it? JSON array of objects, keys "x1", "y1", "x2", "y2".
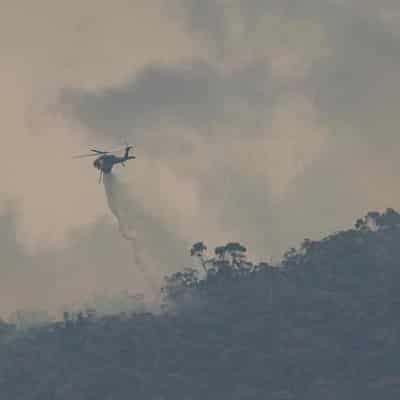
[{"x1": 1, "y1": 209, "x2": 400, "y2": 399}]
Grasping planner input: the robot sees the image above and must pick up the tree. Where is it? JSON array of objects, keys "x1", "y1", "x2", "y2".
[
  {"x1": 224, "y1": 242, "x2": 247, "y2": 268},
  {"x1": 356, "y1": 208, "x2": 400, "y2": 231},
  {"x1": 213, "y1": 246, "x2": 225, "y2": 259},
  {"x1": 379, "y1": 208, "x2": 400, "y2": 228},
  {"x1": 162, "y1": 268, "x2": 199, "y2": 307},
  {"x1": 190, "y1": 241, "x2": 208, "y2": 272}
]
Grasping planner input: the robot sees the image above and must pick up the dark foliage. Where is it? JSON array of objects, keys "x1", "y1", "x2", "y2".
[{"x1": 2, "y1": 209, "x2": 400, "y2": 399}]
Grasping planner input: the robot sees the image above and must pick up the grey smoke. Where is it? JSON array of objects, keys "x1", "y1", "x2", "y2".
[
  {"x1": 0, "y1": 203, "x2": 158, "y2": 319},
  {"x1": 59, "y1": 0, "x2": 400, "y2": 262}
]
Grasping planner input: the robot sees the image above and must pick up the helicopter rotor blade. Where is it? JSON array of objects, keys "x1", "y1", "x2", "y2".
[
  {"x1": 73, "y1": 153, "x2": 100, "y2": 159},
  {"x1": 108, "y1": 146, "x2": 132, "y2": 153},
  {"x1": 105, "y1": 143, "x2": 134, "y2": 153},
  {"x1": 90, "y1": 149, "x2": 108, "y2": 154},
  {"x1": 73, "y1": 144, "x2": 134, "y2": 159}
]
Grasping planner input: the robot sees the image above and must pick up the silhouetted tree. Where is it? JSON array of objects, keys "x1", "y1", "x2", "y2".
[
  {"x1": 224, "y1": 242, "x2": 247, "y2": 268},
  {"x1": 190, "y1": 241, "x2": 208, "y2": 272},
  {"x1": 355, "y1": 208, "x2": 400, "y2": 231}
]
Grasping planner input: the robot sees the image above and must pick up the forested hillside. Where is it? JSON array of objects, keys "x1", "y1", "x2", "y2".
[{"x1": 2, "y1": 209, "x2": 400, "y2": 399}]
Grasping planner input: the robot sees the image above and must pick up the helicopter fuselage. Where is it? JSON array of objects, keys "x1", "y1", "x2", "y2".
[
  {"x1": 93, "y1": 154, "x2": 135, "y2": 173},
  {"x1": 74, "y1": 144, "x2": 135, "y2": 183}
]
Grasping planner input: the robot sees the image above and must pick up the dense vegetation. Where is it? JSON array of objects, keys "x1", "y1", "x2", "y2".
[{"x1": 2, "y1": 209, "x2": 400, "y2": 399}]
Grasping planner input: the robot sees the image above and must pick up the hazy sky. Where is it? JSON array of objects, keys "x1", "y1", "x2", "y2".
[{"x1": 2, "y1": 0, "x2": 400, "y2": 316}]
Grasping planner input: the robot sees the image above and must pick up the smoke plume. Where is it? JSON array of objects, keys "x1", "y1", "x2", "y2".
[{"x1": 103, "y1": 173, "x2": 159, "y2": 301}]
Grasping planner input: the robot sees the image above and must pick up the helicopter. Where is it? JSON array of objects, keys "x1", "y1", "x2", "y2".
[{"x1": 74, "y1": 144, "x2": 136, "y2": 183}]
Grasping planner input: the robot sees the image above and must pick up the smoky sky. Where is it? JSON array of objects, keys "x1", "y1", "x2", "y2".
[
  {"x1": 61, "y1": 61, "x2": 292, "y2": 257},
  {"x1": 62, "y1": 61, "x2": 282, "y2": 145},
  {"x1": 182, "y1": 0, "x2": 400, "y2": 127},
  {"x1": 60, "y1": 0, "x2": 400, "y2": 263},
  {"x1": 0, "y1": 203, "x2": 185, "y2": 318},
  {"x1": 3, "y1": 0, "x2": 400, "y2": 316}
]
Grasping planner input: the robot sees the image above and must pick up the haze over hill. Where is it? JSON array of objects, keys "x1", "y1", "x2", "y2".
[{"x1": 2, "y1": 209, "x2": 400, "y2": 399}]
